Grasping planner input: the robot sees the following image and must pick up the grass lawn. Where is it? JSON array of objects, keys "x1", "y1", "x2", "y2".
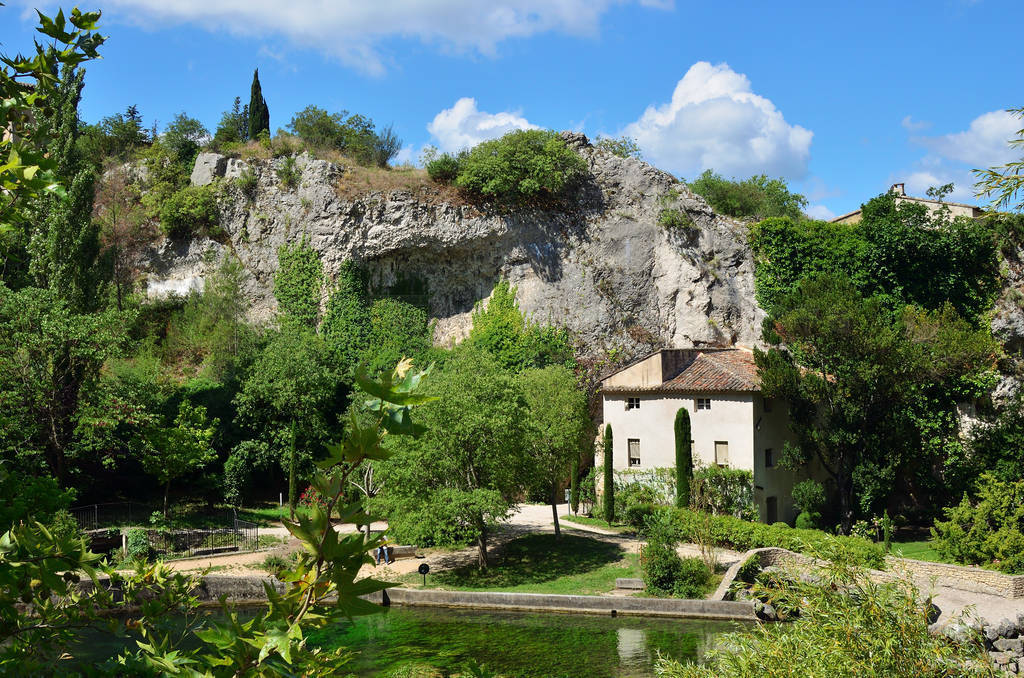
[
  {"x1": 891, "y1": 539, "x2": 946, "y2": 563},
  {"x1": 559, "y1": 514, "x2": 635, "y2": 534},
  {"x1": 399, "y1": 533, "x2": 641, "y2": 596}
]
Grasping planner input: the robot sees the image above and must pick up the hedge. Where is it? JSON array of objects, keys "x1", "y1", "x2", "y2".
[{"x1": 669, "y1": 507, "x2": 886, "y2": 569}]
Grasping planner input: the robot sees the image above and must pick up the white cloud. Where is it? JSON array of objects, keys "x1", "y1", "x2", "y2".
[
  {"x1": 805, "y1": 204, "x2": 836, "y2": 221},
  {"x1": 901, "y1": 115, "x2": 930, "y2": 132},
  {"x1": 426, "y1": 97, "x2": 539, "y2": 152},
  {"x1": 892, "y1": 109, "x2": 1020, "y2": 205},
  {"x1": 55, "y1": 0, "x2": 670, "y2": 75},
  {"x1": 914, "y1": 109, "x2": 1019, "y2": 167},
  {"x1": 622, "y1": 61, "x2": 813, "y2": 179}
]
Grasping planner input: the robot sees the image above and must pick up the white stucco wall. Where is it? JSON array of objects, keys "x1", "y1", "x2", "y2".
[{"x1": 599, "y1": 392, "x2": 812, "y2": 524}]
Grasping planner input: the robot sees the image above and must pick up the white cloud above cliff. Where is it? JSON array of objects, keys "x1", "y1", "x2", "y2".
[
  {"x1": 623, "y1": 61, "x2": 813, "y2": 180},
  {"x1": 71, "y1": 0, "x2": 672, "y2": 75},
  {"x1": 427, "y1": 97, "x2": 539, "y2": 152}
]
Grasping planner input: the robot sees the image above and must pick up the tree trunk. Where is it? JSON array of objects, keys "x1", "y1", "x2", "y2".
[
  {"x1": 164, "y1": 481, "x2": 171, "y2": 518},
  {"x1": 288, "y1": 420, "x2": 297, "y2": 519},
  {"x1": 476, "y1": 521, "x2": 489, "y2": 569},
  {"x1": 551, "y1": 501, "x2": 561, "y2": 539}
]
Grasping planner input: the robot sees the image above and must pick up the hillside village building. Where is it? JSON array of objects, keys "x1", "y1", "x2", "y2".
[
  {"x1": 599, "y1": 348, "x2": 808, "y2": 524},
  {"x1": 830, "y1": 182, "x2": 983, "y2": 224}
]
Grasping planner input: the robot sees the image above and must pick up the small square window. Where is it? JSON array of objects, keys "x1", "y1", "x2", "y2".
[
  {"x1": 714, "y1": 441, "x2": 729, "y2": 466},
  {"x1": 695, "y1": 398, "x2": 711, "y2": 411},
  {"x1": 628, "y1": 439, "x2": 641, "y2": 466},
  {"x1": 765, "y1": 448, "x2": 774, "y2": 468},
  {"x1": 626, "y1": 397, "x2": 640, "y2": 410}
]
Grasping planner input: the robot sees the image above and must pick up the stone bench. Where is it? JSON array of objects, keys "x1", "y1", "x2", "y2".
[
  {"x1": 615, "y1": 578, "x2": 644, "y2": 590},
  {"x1": 376, "y1": 545, "x2": 418, "y2": 560}
]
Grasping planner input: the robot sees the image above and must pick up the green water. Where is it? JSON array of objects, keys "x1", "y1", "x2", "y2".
[{"x1": 309, "y1": 606, "x2": 740, "y2": 678}]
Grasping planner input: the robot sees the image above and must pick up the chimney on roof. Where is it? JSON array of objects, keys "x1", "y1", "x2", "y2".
[{"x1": 890, "y1": 183, "x2": 906, "y2": 196}]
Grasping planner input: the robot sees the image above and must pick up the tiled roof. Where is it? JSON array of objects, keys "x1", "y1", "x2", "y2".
[{"x1": 604, "y1": 349, "x2": 760, "y2": 394}]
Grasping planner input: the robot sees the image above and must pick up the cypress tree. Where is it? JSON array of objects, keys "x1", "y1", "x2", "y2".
[
  {"x1": 247, "y1": 68, "x2": 270, "y2": 140},
  {"x1": 674, "y1": 407, "x2": 693, "y2": 508},
  {"x1": 603, "y1": 424, "x2": 614, "y2": 524}
]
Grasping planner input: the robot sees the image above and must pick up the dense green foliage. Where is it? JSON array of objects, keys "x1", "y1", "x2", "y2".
[
  {"x1": 966, "y1": 392, "x2": 1024, "y2": 483},
  {"x1": 659, "y1": 559, "x2": 992, "y2": 677},
  {"x1": 466, "y1": 280, "x2": 574, "y2": 372},
  {"x1": 287, "y1": 105, "x2": 401, "y2": 167},
  {"x1": 675, "y1": 405, "x2": 692, "y2": 507},
  {"x1": 425, "y1": 151, "x2": 462, "y2": 183},
  {"x1": 162, "y1": 112, "x2": 208, "y2": 166},
  {"x1": 792, "y1": 479, "x2": 826, "y2": 530},
  {"x1": 157, "y1": 182, "x2": 220, "y2": 238},
  {"x1": 372, "y1": 346, "x2": 530, "y2": 567},
  {"x1": 932, "y1": 473, "x2": 1024, "y2": 573},
  {"x1": 642, "y1": 545, "x2": 709, "y2": 598},
  {"x1": 594, "y1": 135, "x2": 642, "y2": 159},
  {"x1": 749, "y1": 192, "x2": 1001, "y2": 322},
  {"x1": 247, "y1": 68, "x2": 270, "y2": 140},
  {"x1": 451, "y1": 129, "x2": 587, "y2": 202},
  {"x1": 689, "y1": 170, "x2": 808, "y2": 221},
  {"x1": 519, "y1": 365, "x2": 589, "y2": 537},
  {"x1": 755, "y1": 274, "x2": 997, "y2": 529},
  {"x1": 273, "y1": 235, "x2": 324, "y2": 329},
  {"x1": 692, "y1": 465, "x2": 757, "y2": 520}
]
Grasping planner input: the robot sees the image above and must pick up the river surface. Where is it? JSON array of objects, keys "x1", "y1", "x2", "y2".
[{"x1": 309, "y1": 606, "x2": 741, "y2": 677}]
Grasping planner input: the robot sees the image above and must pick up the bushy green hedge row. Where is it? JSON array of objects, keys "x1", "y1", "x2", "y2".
[
  {"x1": 669, "y1": 507, "x2": 886, "y2": 569},
  {"x1": 426, "y1": 129, "x2": 586, "y2": 203}
]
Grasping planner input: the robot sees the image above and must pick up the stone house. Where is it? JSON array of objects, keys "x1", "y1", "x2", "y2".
[
  {"x1": 830, "y1": 182, "x2": 983, "y2": 224},
  {"x1": 598, "y1": 347, "x2": 810, "y2": 524}
]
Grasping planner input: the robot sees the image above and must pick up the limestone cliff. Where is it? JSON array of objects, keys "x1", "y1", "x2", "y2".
[{"x1": 142, "y1": 133, "x2": 764, "y2": 358}]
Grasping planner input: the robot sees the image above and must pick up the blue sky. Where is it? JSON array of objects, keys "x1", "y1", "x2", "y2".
[{"x1": 2, "y1": 0, "x2": 1021, "y2": 218}]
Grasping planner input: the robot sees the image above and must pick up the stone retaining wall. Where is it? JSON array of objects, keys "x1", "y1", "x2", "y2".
[
  {"x1": 143, "y1": 576, "x2": 756, "y2": 621},
  {"x1": 366, "y1": 587, "x2": 756, "y2": 621}
]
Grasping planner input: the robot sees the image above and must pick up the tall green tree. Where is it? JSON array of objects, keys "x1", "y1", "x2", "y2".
[
  {"x1": 373, "y1": 347, "x2": 530, "y2": 567},
  {"x1": 519, "y1": 365, "x2": 589, "y2": 538},
  {"x1": 674, "y1": 407, "x2": 692, "y2": 508},
  {"x1": 247, "y1": 68, "x2": 270, "y2": 140},
  {"x1": 231, "y1": 327, "x2": 339, "y2": 512},
  {"x1": 162, "y1": 112, "x2": 208, "y2": 166},
  {"x1": 28, "y1": 66, "x2": 104, "y2": 313},
  {"x1": 603, "y1": 424, "x2": 614, "y2": 524},
  {"x1": 142, "y1": 400, "x2": 217, "y2": 516},
  {"x1": 755, "y1": 274, "x2": 997, "y2": 531}
]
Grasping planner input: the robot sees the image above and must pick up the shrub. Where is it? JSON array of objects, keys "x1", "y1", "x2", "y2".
[
  {"x1": 642, "y1": 541, "x2": 709, "y2": 598},
  {"x1": 616, "y1": 481, "x2": 659, "y2": 522},
  {"x1": 0, "y1": 470, "x2": 75, "y2": 529},
  {"x1": 123, "y1": 528, "x2": 150, "y2": 561},
  {"x1": 932, "y1": 472, "x2": 1024, "y2": 573},
  {"x1": 656, "y1": 559, "x2": 993, "y2": 678},
  {"x1": 235, "y1": 168, "x2": 258, "y2": 198},
  {"x1": 47, "y1": 509, "x2": 81, "y2": 541},
  {"x1": 158, "y1": 184, "x2": 220, "y2": 238},
  {"x1": 794, "y1": 511, "x2": 820, "y2": 530},
  {"x1": 792, "y1": 479, "x2": 826, "y2": 514},
  {"x1": 594, "y1": 135, "x2": 642, "y2": 160},
  {"x1": 276, "y1": 156, "x2": 301, "y2": 190},
  {"x1": 658, "y1": 207, "x2": 694, "y2": 231},
  {"x1": 624, "y1": 502, "x2": 655, "y2": 529},
  {"x1": 692, "y1": 465, "x2": 756, "y2": 520},
  {"x1": 688, "y1": 169, "x2": 807, "y2": 221},
  {"x1": 670, "y1": 507, "x2": 885, "y2": 569},
  {"x1": 426, "y1": 153, "x2": 460, "y2": 184},
  {"x1": 455, "y1": 129, "x2": 586, "y2": 202},
  {"x1": 736, "y1": 552, "x2": 761, "y2": 584}
]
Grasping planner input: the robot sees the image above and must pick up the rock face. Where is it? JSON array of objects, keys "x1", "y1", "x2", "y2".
[{"x1": 142, "y1": 135, "x2": 764, "y2": 357}]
